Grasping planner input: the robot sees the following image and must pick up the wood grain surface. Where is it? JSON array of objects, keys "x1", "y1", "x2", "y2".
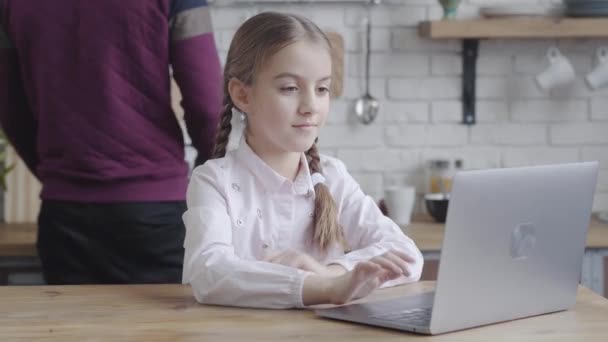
[{"x1": 1, "y1": 282, "x2": 608, "y2": 341}]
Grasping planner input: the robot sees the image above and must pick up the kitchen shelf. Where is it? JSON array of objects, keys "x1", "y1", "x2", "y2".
[
  {"x1": 418, "y1": 17, "x2": 608, "y2": 125},
  {"x1": 419, "y1": 17, "x2": 608, "y2": 39}
]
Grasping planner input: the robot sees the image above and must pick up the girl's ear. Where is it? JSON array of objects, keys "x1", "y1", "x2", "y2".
[{"x1": 228, "y1": 78, "x2": 251, "y2": 114}]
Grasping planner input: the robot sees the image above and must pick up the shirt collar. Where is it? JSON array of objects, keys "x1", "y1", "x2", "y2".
[{"x1": 235, "y1": 139, "x2": 315, "y2": 196}]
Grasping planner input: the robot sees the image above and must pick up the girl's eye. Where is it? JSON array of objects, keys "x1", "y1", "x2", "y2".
[
  {"x1": 318, "y1": 87, "x2": 330, "y2": 94},
  {"x1": 281, "y1": 86, "x2": 298, "y2": 92}
]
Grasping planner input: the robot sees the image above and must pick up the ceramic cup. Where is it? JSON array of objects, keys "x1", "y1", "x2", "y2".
[
  {"x1": 384, "y1": 186, "x2": 416, "y2": 226},
  {"x1": 535, "y1": 47, "x2": 576, "y2": 91},
  {"x1": 586, "y1": 47, "x2": 608, "y2": 90}
]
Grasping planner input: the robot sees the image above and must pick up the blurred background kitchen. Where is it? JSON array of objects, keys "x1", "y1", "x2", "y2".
[
  {"x1": 2, "y1": 0, "x2": 608, "y2": 223},
  {"x1": 212, "y1": 0, "x2": 608, "y2": 217},
  {"x1": 187, "y1": 0, "x2": 591, "y2": 226},
  {"x1": 1, "y1": 0, "x2": 608, "y2": 289}
]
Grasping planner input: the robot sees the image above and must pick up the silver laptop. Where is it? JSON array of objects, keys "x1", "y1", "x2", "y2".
[{"x1": 316, "y1": 162, "x2": 599, "y2": 335}]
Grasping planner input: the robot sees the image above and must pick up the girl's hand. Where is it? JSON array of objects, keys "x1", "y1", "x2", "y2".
[
  {"x1": 326, "y1": 261, "x2": 400, "y2": 305},
  {"x1": 368, "y1": 249, "x2": 416, "y2": 278}
]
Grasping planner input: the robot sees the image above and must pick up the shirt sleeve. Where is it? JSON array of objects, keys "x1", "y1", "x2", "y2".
[
  {"x1": 324, "y1": 158, "x2": 424, "y2": 285},
  {"x1": 169, "y1": 0, "x2": 223, "y2": 166},
  {"x1": 0, "y1": 7, "x2": 38, "y2": 176},
  {"x1": 182, "y1": 161, "x2": 310, "y2": 309}
]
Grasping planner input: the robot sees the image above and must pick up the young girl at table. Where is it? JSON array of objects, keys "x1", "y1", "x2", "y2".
[{"x1": 182, "y1": 12, "x2": 423, "y2": 309}]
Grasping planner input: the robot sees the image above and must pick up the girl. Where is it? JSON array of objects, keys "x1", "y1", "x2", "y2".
[{"x1": 182, "y1": 12, "x2": 423, "y2": 309}]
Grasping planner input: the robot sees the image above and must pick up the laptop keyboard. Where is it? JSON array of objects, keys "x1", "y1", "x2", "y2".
[{"x1": 370, "y1": 307, "x2": 432, "y2": 326}]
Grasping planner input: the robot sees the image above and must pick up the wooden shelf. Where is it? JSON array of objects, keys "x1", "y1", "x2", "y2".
[
  {"x1": 418, "y1": 17, "x2": 608, "y2": 124},
  {"x1": 419, "y1": 17, "x2": 608, "y2": 39}
]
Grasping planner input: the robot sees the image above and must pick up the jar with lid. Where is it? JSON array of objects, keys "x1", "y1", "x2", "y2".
[{"x1": 426, "y1": 159, "x2": 451, "y2": 194}]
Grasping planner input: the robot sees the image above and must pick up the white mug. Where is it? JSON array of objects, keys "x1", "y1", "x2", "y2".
[
  {"x1": 585, "y1": 47, "x2": 608, "y2": 90},
  {"x1": 535, "y1": 47, "x2": 575, "y2": 91},
  {"x1": 383, "y1": 186, "x2": 416, "y2": 226}
]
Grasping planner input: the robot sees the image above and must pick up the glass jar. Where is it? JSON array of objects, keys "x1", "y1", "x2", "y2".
[{"x1": 427, "y1": 159, "x2": 451, "y2": 194}]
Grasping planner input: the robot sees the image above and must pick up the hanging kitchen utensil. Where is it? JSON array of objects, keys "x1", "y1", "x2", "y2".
[{"x1": 354, "y1": 14, "x2": 379, "y2": 125}]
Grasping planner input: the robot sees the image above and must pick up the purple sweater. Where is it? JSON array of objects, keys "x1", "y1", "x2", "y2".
[{"x1": 0, "y1": 0, "x2": 222, "y2": 202}]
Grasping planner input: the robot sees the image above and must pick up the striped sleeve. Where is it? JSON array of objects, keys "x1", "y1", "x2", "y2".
[
  {"x1": 169, "y1": 0, "x2": 223, "y2": 166},
  {"x1": 169, "y1": 0, "x2": 214, "y2": 41}
]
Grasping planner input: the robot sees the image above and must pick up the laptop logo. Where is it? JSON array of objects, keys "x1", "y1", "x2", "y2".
[{"x1": 510, "y1": 223, "x2": 536, "y2": 260}]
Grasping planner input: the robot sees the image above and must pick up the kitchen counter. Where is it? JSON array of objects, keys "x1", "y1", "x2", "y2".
[
  {"x1": 0, "y1": 223, "x2": 37, "y2": 257},
  {"x1": 3, "y1": 216, "x2": 607, "y2": 257},
  {"x1": 1, "y1": 281, "x2": 608, "y2": 341},
  {"x1": 403, "y1": 214, "x2": 608, "y2": 251},
  {"x1": 2, "y1": 216, "x2": 608, "y2": 290}
]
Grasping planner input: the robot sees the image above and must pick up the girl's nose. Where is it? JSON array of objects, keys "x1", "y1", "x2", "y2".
[{"x1": 298, "y1": 90, "x2": 318, "y2": 115}]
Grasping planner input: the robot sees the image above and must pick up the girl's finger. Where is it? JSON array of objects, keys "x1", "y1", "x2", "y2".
[
  {"x1": 378, "y1": 269, "x2": 400, "y2": 283},
  {"x1": 384, "y1": 252, "x2": 411, "y2": 276},
  {"x1": 370, "y1": 256, "x2": 403, "y2": 275},
  {"x1": 390, "y1": 249, "x2": 416, "y2": 263}
]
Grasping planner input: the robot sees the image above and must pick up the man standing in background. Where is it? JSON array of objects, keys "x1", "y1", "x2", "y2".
[{"x1": 0, "y1": 0, "x2": 222, "y2": 284}]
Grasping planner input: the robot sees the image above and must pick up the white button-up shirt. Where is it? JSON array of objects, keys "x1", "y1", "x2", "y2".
[{"x1": 182, "y1": 141, "x2": 423, "y2": 309}]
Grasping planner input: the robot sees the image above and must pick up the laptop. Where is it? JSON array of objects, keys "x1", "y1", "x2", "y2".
[{"x1": 315, "y1": 161, "x2": 599, "y2": 335}]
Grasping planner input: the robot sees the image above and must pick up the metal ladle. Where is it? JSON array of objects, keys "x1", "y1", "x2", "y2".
[{"x1": 354, "y1": 15, "x2": 379, "y2": 125}]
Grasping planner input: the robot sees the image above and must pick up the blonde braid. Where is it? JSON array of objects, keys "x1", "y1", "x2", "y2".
[
  {"x1": 306, "y1": 140, "x2": 346, "y2": 252},
  {"x1": 212, "y1": 97, "x2": 235, "y2": 159}
]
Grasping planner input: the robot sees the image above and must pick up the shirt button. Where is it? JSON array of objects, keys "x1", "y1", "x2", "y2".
[
  {"x1": 309, "y1": 211, "x2": 314, "y2": 217},
  {"x1": 236, "y1": 218, "x2": 243, "y2": 226},
  {"x1": 262, "y1": 243, "x2": 269, "y2": 249},
  {"x1": 232, "y1": 183, "x2": 240, "y2": 192},
  {"x1": 257, "y1": 208, "x2": 262, "y2": 219}
]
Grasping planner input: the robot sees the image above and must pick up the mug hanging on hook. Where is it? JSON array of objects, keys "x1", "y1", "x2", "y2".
[
  {"x1": 535, "y1": 47, "x2": 575, "y2": 91},
  {"x1": 585, "y1": 46, "x2": 608, "y2": 90}
]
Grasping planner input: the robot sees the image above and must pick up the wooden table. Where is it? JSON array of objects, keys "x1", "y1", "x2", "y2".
[{"x1": 1, "y1": 281, "x2": 607, "y2": 341}]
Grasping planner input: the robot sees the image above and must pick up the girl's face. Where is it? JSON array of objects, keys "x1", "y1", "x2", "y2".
[{"x1": 241, "y1": 39, "x2": 332, "y2": 155}]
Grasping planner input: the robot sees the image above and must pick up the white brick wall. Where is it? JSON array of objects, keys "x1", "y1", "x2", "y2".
[
  {"x1": 205, "y1": 0, "x2": 608, "y2": 213},
  {"x1": 477, "y1": 55, "x2": 512, "y2": 76},
  {"x1": 502, "y1": 147, "x2": 580, "y2": 168},
  {"x1": 471, "y1": 124, "x2": 547, "y2": 145},
  {"x1": 381, "y1": 101, "x2": 429, "y2": 123},
  {"x1": 476, "y1": 101, "x2": 509, "y2": 122},
  {"x1": 598, "y1": 170, "x2": 608, "y2": 192},
  {"x1": 388, "y1": 77, "x2": 461, "y2": 99},
  {"x1": 386, "y1": 124, "x2": 468, "y2": 147},
  {"x1": 511, "y1": 100, "x2": 588, "y2": 122},
  {"x1": 591, "y1": 99, "x2": 608, "y2": 120},
  {"x1": 319, "y1": 125, "x2": 384, "y2": 148},
  {"x1": 582, "y1": 147, "x2": 608, "y2": 165},
  {"x1": 338, "y1": 148, "x2": 419, "y2": 172},
  {"x1": 551, "y1": 123, "x2": 608, "y2": 145},
  {"x1": 431, "y1": 101, "x2": 461, "y2": 123}
]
